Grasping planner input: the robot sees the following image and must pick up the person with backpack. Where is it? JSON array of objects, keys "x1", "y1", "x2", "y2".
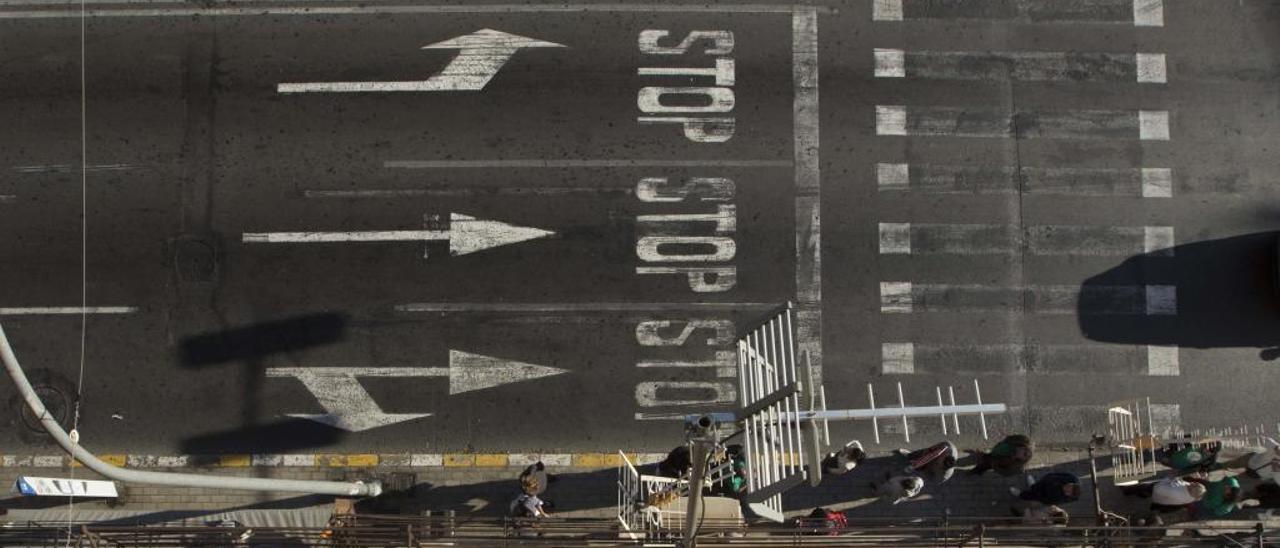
[
  {"x1": 968, "y1": 435, "x2": 1034, "y2": 476},
  {"x1": 1159, "y1": 437, "x2": 1223, "y2": 474},
  {"x1": 821, "y1": 440, "x2": 866, "y2": 476},
  {"x1": 896, "y1": 441, "x2": 958, "y2": 483}
]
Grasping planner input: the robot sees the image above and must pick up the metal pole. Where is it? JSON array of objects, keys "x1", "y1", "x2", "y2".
[
  {"x1": 682, "y1": 415, "x2": 717, "y2": 548},
  {"x1": 0, "y1": 325, "x2": 379, "y2": 497}
]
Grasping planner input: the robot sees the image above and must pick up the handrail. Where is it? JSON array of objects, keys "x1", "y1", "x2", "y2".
[{"x1": 0, "y1": 324, "x2": 379, "y2": 497}]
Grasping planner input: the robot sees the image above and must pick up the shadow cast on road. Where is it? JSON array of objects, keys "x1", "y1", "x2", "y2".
[{"x1": 1079, "y1": 231, "x2": 1280, "y2": 355}]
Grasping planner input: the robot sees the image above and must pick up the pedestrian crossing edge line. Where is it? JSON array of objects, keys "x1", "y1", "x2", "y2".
[{"x1": 0, "y1": 452, "x2": 674, "y2": 469}]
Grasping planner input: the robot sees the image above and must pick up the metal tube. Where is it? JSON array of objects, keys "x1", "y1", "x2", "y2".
[
  {"x1": 936, "y1": 387, "x2": 947, "y2": 436},
  {"x1": 897, "y1": 382, "x2": 909, "y2": 443},
  {"x1": 794, "y1": 404, "x2": 1007, "y2": 421},
  {"x1": 949, "y1": 386, "x2": 960, "y2": 435},
  {"x1": 867, "y1": 384, "x2": 880, "y2": 444},
  {"x1": 0, "y1": 325, "x2": 379, "y2": 497},
  {"x1": 974, "y1": 379, "x2": 988, "y2": 440}
]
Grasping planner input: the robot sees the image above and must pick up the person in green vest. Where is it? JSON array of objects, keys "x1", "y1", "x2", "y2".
[{"x1": 1191, "y1": 476, "x2": 1241, "y2": 519}]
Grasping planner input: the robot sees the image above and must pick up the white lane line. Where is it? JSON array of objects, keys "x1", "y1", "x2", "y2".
[
  {"x1": 1142, "y1": 168, "x2": 1174, "y2": 198},
  {"x1": 1133, "y1": 0, "x2": 1164, "y2": 27},
  {"x1": 396, "y1": 302, "x2": 777, "y2": 313},
  {"x1": 875, "y1": 105, "x2": 908, "y2": 136},
  {"x1": 1136, "y1": 53, "x2": 1167, "y2": 83},
  {"x1": 10, "y1": 163, "x2": 142, "y2": 173},
  {"x1": 880, "y1": 342, "x2": 915, "y2": 374},
  {"x1": 384, "y1": 159, "x2": 791, "y2": 169},
  {"x1": 879, "y1": 282, "x2": 1177, "y2": 315},
  {"x1": 1144, "y1": 226, "x2": 1176, "y2": 256},
  {"x1": 303, "y1": 188, "x2": 633, "y2": 198},
  {"x1": 1146, "y1": 285, "x2": 1177, "y2": 315},
  {"x1": 876, "y1": 222, "x2": 1174, "y2": 256},
  {"x1": 874, "y1": 48, "x2": 906, "y2": 77},
  {"x1": 1147, "y1": 345, "x2": 1179, "y2": 376},
  {"x1": 882, "y1": 343, "x2": 1180, "y2": 376},
  {"x1": 793, "y1": 8, "x2": 824, "y2": 382},
  {"x1": 872, "y1": 0, "x2": 903, "y2": 21},
  {"x1": 243, "y1": 230, "x2": 446, "y2": 243},
  {"x1": 877, "y1": 105, "x2": 1170, "y2": 140},
  {"x1": 878, "y1": 163, "x2": 1175, "y2": 197},
  {"x1": 878, "y1": 222, "x2": 911, "y2": 254},
  {"x1": 879, "y1": 282, "x2": 914, "y2": 313},
  {"x1": 0, "y1": 3, "x2": 835, "y2": 18},
  {"x1": 876, "y1": 50, "x2": 1166, "y2": 83},
  {"x1": 0, "y1": 306, "x2": 138, "y2": 315},
  {"x1": 1139, "y1": 110, "x2": 1171, "y2": 140}
]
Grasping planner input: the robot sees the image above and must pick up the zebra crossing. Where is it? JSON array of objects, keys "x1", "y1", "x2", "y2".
[{"x1": 869, "y1": 0, "x2": 1182, "y2": 410}]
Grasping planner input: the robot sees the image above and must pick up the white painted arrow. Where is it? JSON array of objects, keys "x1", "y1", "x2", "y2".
[
  {"x1": 242, "y1": 212, "x2": 554, "y2": 257},
  {"x1": 277, "y1": 29, "x2": 565, "y2": 93},
  {"x1": 267, "y1": 351, "x2": 569, "y2": 432}
]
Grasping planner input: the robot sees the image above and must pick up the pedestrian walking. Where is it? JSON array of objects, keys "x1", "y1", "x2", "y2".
[
  {"x1": 871, "y1": 472, "x2": 924, "y2": 505},
  {"x1": 1013, "y1": 472, "x2": 1081, "y2": 506},
  {"x1": 1121, "y1": 476, "x2": 1208, "y2": 514},
  {"x1": 1219, "y1": 437, "x2": 1280, "y2": 483},
  {"x1": 821, "y1": 440, "x2": 866, "y2": 476},
  {"x1": 518, "y1": 461, "x2": 555, "y2": 497},
  {"x1": 1192, "y1": 476, "x2": 1242, "y2": 519},
  {"x1": 968, "y1": 434, "x2": 1034, "y2": 476},
  {"x1": 1159, "y1": 437, "x2": 1223, "y2": 474},
  {"x1": 657, "y1": 445, "x2": 692, "y2": 478},
  {"x1": 896, "y1": 441, "x2": 958, "y2": 483}
]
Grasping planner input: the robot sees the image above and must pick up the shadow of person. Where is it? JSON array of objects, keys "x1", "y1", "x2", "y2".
[{"x1": 1078, "y1": 231, "x2": 1280, "y2": 356}]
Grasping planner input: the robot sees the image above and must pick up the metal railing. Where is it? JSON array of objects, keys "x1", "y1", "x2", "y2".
[{"x1": 4, "y1": 515, "x2": 1278, "y2": 547}]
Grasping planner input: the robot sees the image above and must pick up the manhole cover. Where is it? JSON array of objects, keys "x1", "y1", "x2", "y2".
[{"x1": 20, "y1": 384, "x2": 70, "y2": 433}]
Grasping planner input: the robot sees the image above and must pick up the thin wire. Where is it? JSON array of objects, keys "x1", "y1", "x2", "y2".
[{"x1": 66, "y1": 0, "x2": 87, "y2": 540}]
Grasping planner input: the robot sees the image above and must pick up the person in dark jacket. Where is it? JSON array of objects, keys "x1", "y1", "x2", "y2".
[
  {"x1": 969, "y1": 435, "x2": 1034, "y2": 476},
  {"x1": 1014, "y1": 472, "x2": 1081, "y2": 506}
]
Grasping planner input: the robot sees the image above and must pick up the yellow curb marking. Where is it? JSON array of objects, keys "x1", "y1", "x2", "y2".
[
  {"x1": 443, "y1": 454, "x2": 474, "y2": 467},
  {"x1": 219, "y1": 455, "x2": 251, "y2": 468},
  {"x1": 318, "y1": 454, "x2": 347, "y2": 467},
  {"x1": 346, "y1": 454, "x2": 378, "y2": 467},
  {"x1": 473, "y1": 454, "x2": 509, "y2": 467}
]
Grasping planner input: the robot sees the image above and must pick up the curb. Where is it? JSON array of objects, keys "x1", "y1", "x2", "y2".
[{"x1": 2, "y1": 452, "x2": 670, "y2": 469}]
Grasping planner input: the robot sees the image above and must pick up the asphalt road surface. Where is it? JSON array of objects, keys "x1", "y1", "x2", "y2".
[{"x1": 0, "y1": 0, "x2": 1277, "y2": 455}]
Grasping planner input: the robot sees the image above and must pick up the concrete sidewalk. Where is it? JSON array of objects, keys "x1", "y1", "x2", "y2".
[{"x1": 0, "y1": 448, "x2": 1267, "y2": 525}]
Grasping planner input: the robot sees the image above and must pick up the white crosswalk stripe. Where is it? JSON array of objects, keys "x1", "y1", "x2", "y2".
[
  {"x1": 880, "y1": 342, "x2": 1179, "y2": 376},
  {"x1": 876, "y1": 105, "x2": 1170, "y2": 140},
  {"x1": 878, "y1": 223, "x2": 1175, "y2": 256},
  {"x1": 876, "y1": 163, "x2": 1174, "y2": 197},
  {"x1": 879, "y1": 282, "x2": 1177, "y2": 315},
  {"x1": 874, "y1": 49, "x2": 1166, "y2": 83},
  {"x1": 871, "y1": 0, "x2": 1163, "y2": 27},
  {"x1": 869, "y1": 0, "x2": 1180, "y2": 413}
]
